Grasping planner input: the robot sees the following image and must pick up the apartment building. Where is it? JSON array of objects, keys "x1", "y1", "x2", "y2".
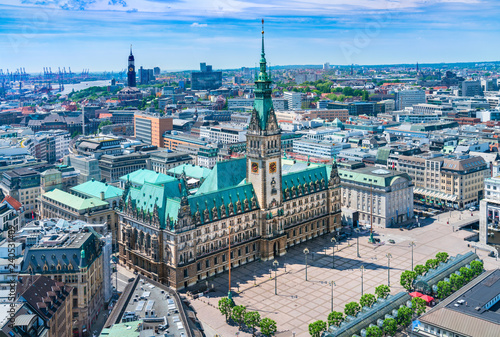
[
  {"x1": 389, "y1": 153, "x2": 488, "y2": 209},
  {"x1": 199, "y1": 125, "x2": 247, "y2": 144}
]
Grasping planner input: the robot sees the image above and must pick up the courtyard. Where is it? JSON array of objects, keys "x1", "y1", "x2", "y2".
[{"x1": 183, "y1": 210, "x2": 498, "y2": 337}]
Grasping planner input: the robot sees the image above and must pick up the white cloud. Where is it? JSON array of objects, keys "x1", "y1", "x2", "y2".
[{"x1": 191, "y1": 22, "x2": 208, "y2": 27}]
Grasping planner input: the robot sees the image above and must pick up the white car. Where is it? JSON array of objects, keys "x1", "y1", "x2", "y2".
[{"x1": 469, "y1": 207, "x2": 476, "y2": 212}]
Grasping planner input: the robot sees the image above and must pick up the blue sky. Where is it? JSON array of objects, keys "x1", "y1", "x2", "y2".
[{"x1": 0, "y1": 0, "x2": 498, "y2": 73}]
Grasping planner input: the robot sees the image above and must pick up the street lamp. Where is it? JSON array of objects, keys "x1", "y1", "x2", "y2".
[
  {"x1": 304, "y1": 248, "x2": 309, "y2": 281},
  {"x1": 273, "y1": 260, "x2": 279, "y2": 295},
  {"x1": 409, "y1": 242, "x2": 416, "y2": 271},
  {"x1": 360, "y1": 265, "x2": 364, "y2": 296},
  {"x1": 354, "y1": 228, "x2": 360, "y2": 258},
  {"x1": 331, "y1": 238, "x2": 336, "y2": 269},
  {"x1": 329, "y1": 281, "x2": 336, "y2": 312},
  {"x1": 386, "y1": 253, "x2": 392, "y2": 287}
]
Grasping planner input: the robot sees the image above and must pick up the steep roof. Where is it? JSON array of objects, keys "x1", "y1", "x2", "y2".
[
  {"x1": 43, "y1": 189, "x2": 108, "y2": 210},
  {"x1": 119, "y1": 168, "x2": 176, "y2": 187},
  {"x1": 168, "y1": 164, "x2": 212, "y2": 180},
  {"x1": 2, "y1": 195, "x2": 22, "y2": 211},
  {"x1": 196, "y1": 158, "x2": 246, "y2": 195},
  {"x1": 71, "y1": 179, "x2": 124, "y2": 199}
]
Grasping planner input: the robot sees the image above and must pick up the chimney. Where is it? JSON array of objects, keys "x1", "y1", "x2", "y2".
[{"x1": 100, "y1": 191, "x2": 105, "y2": 200}]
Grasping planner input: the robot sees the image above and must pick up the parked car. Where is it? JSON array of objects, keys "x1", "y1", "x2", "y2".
[
  {"x1": 469, "y1": 206, "x2": 476, "y2": 212},
  {"x1": 128, "y1": 278, "x2": 135, "y2": 282},
  {"x1": 388, "y1": 239, "x2": 395, "y2": 244}
]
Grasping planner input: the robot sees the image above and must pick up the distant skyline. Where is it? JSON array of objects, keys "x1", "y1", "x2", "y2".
[{"x1": 1, "y1": 0, "x2": 499, "y2": 73}]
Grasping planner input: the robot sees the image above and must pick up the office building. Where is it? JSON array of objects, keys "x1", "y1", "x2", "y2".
[
  {"x1": 197, "y1": 146, "x2": 219, "y2": 169},
  {"x1": 0, "y1": 168, "x2": 40, "y2": 221},
  {"x1": 339, "y1": 163, "x2": 414, "y2": 228},
  {"x1": 395, "y1": 89, "x2": 426, "y2": 110},
  {"x1": 191, "y1": 63, "x2": 222, "y2": 90},
  {"x1": 199, "y1": 125, "x2": 247, "y2": 144},
  {"x1": 284, "y1": 91, "x2": 303, "y2": 110},
  {"x1": 138, "y1": 66, "x2": 155, "y2": 85},
  {"x1": 117, "y1": 32, "x2": 342, "y2": 290},
  {"x1": 389, "y1": 153, "x2": 488, "y2": 209},
  {"x1": 0, "y1": 200, "x2": 20, "y2": 239},
  {"x1": 146, "y1": 150, "x2": 193, "y2": 174},
  {"x1": 412, "y1": 103, "x2": 454, "y2": 116},
  {"x1": 162, "y1": 132, "x2": 208, "y2": 154},
  {"x1": 63, "y1": 155, "x2": 101, "y2": 184},
  {"x1": 479, "y1": 176, "x2": 500, "y2": 248},
  {"x1": 99, "y1": 153, "x2": 149, "y2": 183},
  {"x1": 134, "y1": 112, "x2": 173, "y2": 148},
  {"x1": 293, "y1": 138, "x2": 351, "y2": 159},
  {"x1": 461, "y1": 80, "x2": 483, "y2": 97}
]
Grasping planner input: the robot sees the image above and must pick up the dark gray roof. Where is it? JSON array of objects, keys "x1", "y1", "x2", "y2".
[{"x1": 418, "y1": 269, "x2": 500, "y2": 337}]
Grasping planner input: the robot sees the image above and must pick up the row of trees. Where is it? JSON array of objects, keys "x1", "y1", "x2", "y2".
[
  {"x1": 436, "y1": 260, "x2": 484, "y2": 299},
  {"x1": 308, "y1": 285, "x2": 391, "y2": 337},
  {"x1": 400, "y1": 252, "x2": 450, "y2": 291},
  {"x1": 218, "y1": 297, "x2": 277, "y2": 336}
]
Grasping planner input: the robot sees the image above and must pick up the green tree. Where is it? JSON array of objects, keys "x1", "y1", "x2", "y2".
[
  {"x1": 218, "y1": 297, "x2": 233, "y2": 322},
  {"x1": 400, "y1": 271, "x2": 417, "y2": 291},
  {"x1": 362, "y1": 90, "x2": 369, "y2": 101},
  {"x1": 425, "y1": 259, "x2": 439, "y2": 270},
  {"x1": 327, "y1": 311, "x2": 344, "y2": 327},
  {"x1": 414, "y1": 264, "x2": 429, "y2": 276},
  {"x1": 308, "y1": 320, "x2": 327, "y2": 337},
  {"x1": 360, "y1": 293, "x2": 377, "y2": 308},
  {"x1": 98, "y1": 120, "x2": 113, "y2": 133},
  {"x1": 260, "y1": 317, "x2": 277, "y2": 337},
  {"x1": 449, "y1": 273, "x2": 465, "y2": 291},
  {"x1": 344, "y1": 302, "x2": 361, "y2": 316},
  {"x1": 435, "y1": 252, "x2": 449, "y2": 263},
  {"x1": 375, "y1": 285, "x2": 390, "y2": 299},
  {"x1": 342, "y1": 86, "x2": 354, "y2": 96},
  {"x1": 459, "y1": 266, "x2": 474, "y2": 282},
  {"x1": 382, "y1": 318, "x2": 398, "y2": 336},
  {"x1": 396, "y1": 306, "x2": 413, "y2": 327},
  {"x1": 411, "y1": 297, "x2": 427, "y2": 316},
  {"x1": 436, "y1": 280, "x2": 452, "y2": 299},
  {"x1": 365, "y1": 325, "x2": 383, "y2": 337},
  {"x1": 244, "y1": 311, "x2": 261, "y2": 337},
  {"x1": 231, "y1": 305, "x2": 246, "y2": 329},
  {"x1": 470, "y1": 260, "x2": 484, "y2": 277}
]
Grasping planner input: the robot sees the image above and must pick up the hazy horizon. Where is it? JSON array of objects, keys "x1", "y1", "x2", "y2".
[{"x1": 1, "y1": 0, "x2": 499, "y2": 73}]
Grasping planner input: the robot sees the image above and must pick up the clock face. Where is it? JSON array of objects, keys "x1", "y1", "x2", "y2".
[
  {"x1": 129, "y1": 67, "x2": 134, "y2": 72},
  {"x1": 251, "y1": 162, "x2": 259, "y2": 173},
  {"x1": 269, "y1": 162, "x2": 277, "y2": 174}
]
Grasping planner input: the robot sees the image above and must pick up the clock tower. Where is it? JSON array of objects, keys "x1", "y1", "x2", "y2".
[
  {"x1": 246, "y1": 20, "x2": 282, "y2": 211},
  {"x1": 127, "y1": 45, "x2": 136, "y2": 87}
]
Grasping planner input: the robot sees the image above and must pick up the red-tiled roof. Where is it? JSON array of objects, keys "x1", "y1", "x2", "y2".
[{"x1": 2, "y1": 195, "x2": 22, "y2": 211}]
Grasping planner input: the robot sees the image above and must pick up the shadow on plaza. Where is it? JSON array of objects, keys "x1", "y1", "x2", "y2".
[{"x1": 183, "y1": 233, "x2": 398, "y2": 297}]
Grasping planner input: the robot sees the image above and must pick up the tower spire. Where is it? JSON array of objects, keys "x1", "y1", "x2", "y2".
[
  {"x1": 261, "y1": 19, "x2": 265, "y2": 59},
  {"x1": 130, "y1": 44, "x2": 133, "y2": 55}
]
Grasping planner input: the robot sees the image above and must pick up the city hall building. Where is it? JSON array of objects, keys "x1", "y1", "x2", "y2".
[{"x1": 117, "y1": 31, "x2": 342, "y2": 290}]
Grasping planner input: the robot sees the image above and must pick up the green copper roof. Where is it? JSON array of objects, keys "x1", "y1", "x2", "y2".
[
  {"x1": 43, "y1": 189, "x2": 108, "y2": 210},
  {"x1": 251, "y1": 23, "x2": 276, "y2": 131},
  {"x1": 282, "y1": 166, "x2": 329, "y2": 193},
  {"x1": 196, "y1": 158, "x2": 246, "y2": 195},
  {"x1": 189, "y1": 183, "x2": 258, "y2": 224},
  {"x1": 71, "y1": 179, "x2": 123, "y2": 199},
  {"x1": 100, "y1": 321, "x2": 142, "y2": 337},
  {"x1": 338, "y1": 167, "x2": 411, "y2": 188},
  {"x1": 119, "y1": 169, "x2": 176, "y2": 186},
  {"x1": 167, "y1": 164, "x2": 212, "y2": 180}
]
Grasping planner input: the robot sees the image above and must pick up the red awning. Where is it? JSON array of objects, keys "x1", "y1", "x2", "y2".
[
  {"x1": 409, "y1": 292, "x2": 423, "y2": 298},
  {"x1": 420, "y1": 295, "x2": 434, "y2": 303}
]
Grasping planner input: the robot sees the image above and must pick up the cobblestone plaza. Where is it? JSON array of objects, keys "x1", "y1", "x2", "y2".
[{"x1": 184, "y1": 211, "x2": 498, "y2": 337}]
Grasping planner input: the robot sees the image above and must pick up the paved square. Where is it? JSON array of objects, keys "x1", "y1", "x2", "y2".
[{"x1": 183, "y1": 211, "x2": 499, "y2": 337}]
